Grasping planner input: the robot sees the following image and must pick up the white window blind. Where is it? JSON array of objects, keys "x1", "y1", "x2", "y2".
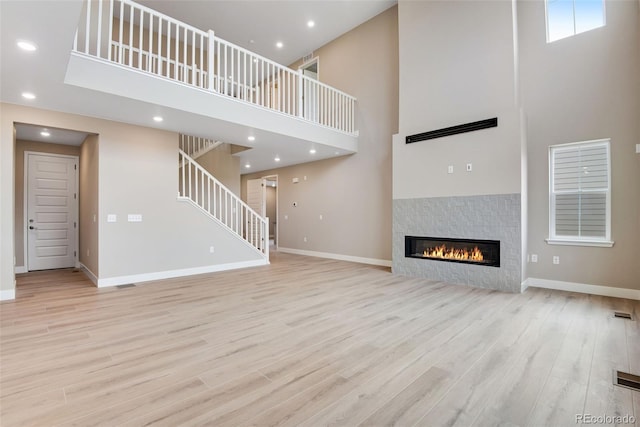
[{"x1": 549, "y1": 139, "x2": 612, "y2": 245}]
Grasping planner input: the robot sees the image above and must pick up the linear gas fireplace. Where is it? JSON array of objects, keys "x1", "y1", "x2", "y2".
[{"x1": 405, "y1": 236, "x2": 500, "y2": 267}]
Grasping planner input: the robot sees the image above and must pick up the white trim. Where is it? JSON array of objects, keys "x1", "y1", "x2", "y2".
[
  {"x1": 545, "y1": 238, "x2": 614, "y2": 248},
  {"x1": 278, "y1": 247, "x2": 392, "y2": 268},
  {"x1": 78, "y1": 262, "x2": 99, "y2": 286},
  {"x1": 521, "y1": 278, "x2": 530, "y2": 293},
  {"x1": 96, "y1": 259, "x2": 268, "y2": 288},
  {"x1": 14, "y1": 266, "x2": 27, "y2": 274},
  {"x1": 527, "y1": 277, "x2": 640, "y2": 300},
  {"x1": 0, "y1": 289, "x2": 16, "y2": 301}
]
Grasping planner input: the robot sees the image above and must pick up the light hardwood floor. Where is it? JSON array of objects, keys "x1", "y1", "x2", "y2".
[{"x1": 1, "y1": 252, "x2": 638, "y2": 426}]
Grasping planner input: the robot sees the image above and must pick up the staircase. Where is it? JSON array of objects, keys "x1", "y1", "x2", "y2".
[
  {"x1": 179, "y1": 134, "x2": 223, "y2": 160},
  {"x1": 178, "y1": 149, "x2": 269, "y2": 260}
]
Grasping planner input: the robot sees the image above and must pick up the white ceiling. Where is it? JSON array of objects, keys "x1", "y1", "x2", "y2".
[
  {"x1": 137, "y1": 1, "x2": 396, "y2": 66},
  {"x1": 15, "y1": 123, "x2": 90, "y2": 146},
  {"x1": 0, "y1": 0, "x2": 396, "y2": 173}
]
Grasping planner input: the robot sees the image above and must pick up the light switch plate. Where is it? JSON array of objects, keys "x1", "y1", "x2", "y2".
[{"x1": 107, "y1": 214, "x2": 117, "y2": 223}]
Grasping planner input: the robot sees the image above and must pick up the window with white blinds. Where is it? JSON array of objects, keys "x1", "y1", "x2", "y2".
[{"x1": 549, "y1": 139, "x2": 613, "y2": 246}]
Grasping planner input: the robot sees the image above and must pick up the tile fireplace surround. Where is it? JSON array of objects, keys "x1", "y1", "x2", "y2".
[{"x1": 393, "y1": 193, "x2": 522, "y2": 293}]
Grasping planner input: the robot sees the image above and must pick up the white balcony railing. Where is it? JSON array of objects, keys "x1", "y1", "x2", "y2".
[{"x1": 73, "y1": 0, "x2": 357, "y2": 135}]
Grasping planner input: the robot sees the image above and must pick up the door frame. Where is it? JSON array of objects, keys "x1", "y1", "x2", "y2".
[
  {"x1": 262, "y1": 174, "x2": 278, "y2": 250},
  {"x1": 23, "y1": 151, "x2": 80, "y2": 271},
  {"x1": 299, "y1": 56, "x2": 319, "y2": 79},
  {"x1": 299, "y1": 57, "x2": 319, "y2": 121}
]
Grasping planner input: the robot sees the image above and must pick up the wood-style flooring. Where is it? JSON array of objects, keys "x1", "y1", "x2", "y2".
[{"x1": 1, "y1": 252, "x2": 638, "y2": 426}]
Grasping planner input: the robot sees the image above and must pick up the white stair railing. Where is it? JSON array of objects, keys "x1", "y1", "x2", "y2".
[
  {"x1": 178, "y1": 149, "x2": 268, "y2": 258},
  {"x1": 73, "y1": 0, "x2": 357, "y2": 135},
  {"x1": 179, "y1": 134, "x2": 223, "y2": 159}
]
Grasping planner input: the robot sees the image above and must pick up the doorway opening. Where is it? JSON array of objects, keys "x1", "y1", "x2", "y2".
[
  {"x1": 299, "y1": 57, "x2": 319, "y2": 122},
  {"x1": 14, "y1": 123, "x2": 92, "y2": 277},
  {"x1": 246, "y1": 175, "x2": 278, "y2": 251}
]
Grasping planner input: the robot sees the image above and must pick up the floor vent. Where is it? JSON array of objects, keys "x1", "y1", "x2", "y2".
[
  {"x1": 116, "y1": 284, "x2": 136, "y2": 289},
  {"x1": 614, "y1": 311, "x2": 633, "y2": 320},
  {"x1": 614, "y1": 371, "x2": 640, "y2": 392}
]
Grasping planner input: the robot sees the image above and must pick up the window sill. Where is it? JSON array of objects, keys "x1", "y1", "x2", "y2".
[{"x1": 545, "y1": 238, "x2": 614, "y2": 248}]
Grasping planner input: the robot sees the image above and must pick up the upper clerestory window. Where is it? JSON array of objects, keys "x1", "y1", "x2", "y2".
[{"x1": 546, "y1": 0, "x2": 606, "y2": 43}]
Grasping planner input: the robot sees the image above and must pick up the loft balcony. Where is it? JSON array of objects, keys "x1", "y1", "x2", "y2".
[{"x1": 66, "y1": 0, "x2": 358, "y2": 170}]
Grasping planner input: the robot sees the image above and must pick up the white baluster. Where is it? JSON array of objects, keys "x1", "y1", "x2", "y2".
[
  {"x1": 97, "y1": 0, "x2": 103, "y2": 57},
  {"x1": 85, "y1": 0, "x2": 91, "y2": 54}
]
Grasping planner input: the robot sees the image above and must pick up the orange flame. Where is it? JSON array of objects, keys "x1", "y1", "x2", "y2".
[{"x1": 423, "y1": 244, "x2": 484, "y2": 262}]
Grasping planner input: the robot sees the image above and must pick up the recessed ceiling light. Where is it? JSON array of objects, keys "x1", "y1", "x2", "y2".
[
  {"x1": 335, "y1": 151, "x2": 340, "y2": 155},
  {"x1": 245, "y1": 164, "x2": 251, "y2": 169},
  {"x1": 153, "y1": 116, "x2": 163, "y2": 122},
  {"x1": 40, "y1": 130, "x2": 50, "y2": 137},
  {"x1": 17, "y1": 40, "x2": 37, "y2": 51},
  {"x1": 272, "y1": 182, "x2": 276, "y2": 187},
  {"x1": 248, "y1": 136, "x2": 255, "y2": 141},
  {"x1": 276, "y1": 42, "x2": 283, "y2": 49},
  {"x1": 22, "y1": 92, "x2": 36, "y2": 100},
  {"x1": 274, "y1": 156, "x2": 281, "y2": 162},
  {"x1": 307, "y1": 20, "x2": 315, "y2": 28},
  {"x1": 309, "y1": 149, "x2": 316, "y2": 154}
]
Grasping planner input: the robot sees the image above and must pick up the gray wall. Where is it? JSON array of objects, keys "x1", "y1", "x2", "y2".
[
  {"x1": 196, "y1": 143, "x2": 241, "y2": 196},
  {"x1": 242, "y1": 6, "x2": 399, "y2": 263},
  {"x1": 519, "y1": 0, "x2": 640, "y2": 290},
  {"x1": 395, "y1": 0, "x2": 522, "y2": 200}
]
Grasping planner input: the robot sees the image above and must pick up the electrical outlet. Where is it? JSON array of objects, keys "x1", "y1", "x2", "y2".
[
  {"x1": 447, "y1": 165, "x2": 454, "y2": 174},
  {"x1": 209, "y1": 246, "x2": 215, "y2": 253},
  {"x1": 319, "y1": 214, "x2": 323, "y2": 220},
  {"x1": 303, "y1": 237, "x2": 307, "y2": 242},
  {"x1": 284, "y1": 215, "x2": 288, "y2": 220},
  {"x1": 293, "y1": 202, "x2": 298, "y2": 207},
  {"x1": 466, "y1": 163, "x2": 472, "y2": 172},
  {"x1": 128, "y1": 214, "x2": 142, "y2": 222},
  {"x1": 531, "y1": 254, "x2": 538, "y2": 263},
  {"x1": 553, "y1": 256, "x2": 560, "y2": 265}
]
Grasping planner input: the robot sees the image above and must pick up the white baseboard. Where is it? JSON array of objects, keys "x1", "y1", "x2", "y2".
[
  {"x1": 521, "y1": 278, "x2": 530, "y2": 293},
  {"x1": 527, "y1": 277, "x2": 640, "y2": 300},
  {"x1": 14, "y1": 266, "x2": 27, "y2": 274},
  {"x1": 278, "y1": 247, "x2": 392, "y2": 268},
  {"x1": 96, "y1": 259, "x2": 268, "y2": 288},
  {"x1": 78, "y1": 263, "x2": 99, "y2": 286},
  {"x1": 0, "y1": 289, "x2": 16, "y2": 301}
]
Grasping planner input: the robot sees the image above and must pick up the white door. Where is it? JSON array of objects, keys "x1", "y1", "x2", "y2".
[
  {"x1": 247, "y1": 178, "x2": 266, "y2": 217},
  {"x1": 27, "y1": 153, "x2": 78, "y2": 271}
]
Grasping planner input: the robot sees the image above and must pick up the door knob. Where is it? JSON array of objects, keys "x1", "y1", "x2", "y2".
[{"x1": 29, "y1": 226, "x2": 37, "y2": 230}]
